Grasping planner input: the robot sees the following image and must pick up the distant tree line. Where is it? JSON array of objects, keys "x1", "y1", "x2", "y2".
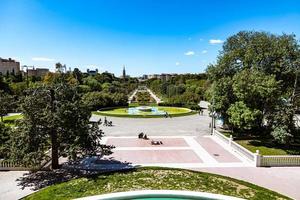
[{"x1": 146, "y1": 74, "x2": 209, "y2": 110}]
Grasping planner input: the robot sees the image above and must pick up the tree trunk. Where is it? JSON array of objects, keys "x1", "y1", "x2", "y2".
[
  {"x1": 50, "y1": 89, "x2": 59, "y2": 169},
  {"x1": 51, "y1": 130, "x2": 59, "y2": 169}
]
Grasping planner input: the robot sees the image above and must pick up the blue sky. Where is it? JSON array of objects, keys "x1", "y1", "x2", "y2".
[{"x1": 1, "y1": 0, "x2": 300, "y2": 76}]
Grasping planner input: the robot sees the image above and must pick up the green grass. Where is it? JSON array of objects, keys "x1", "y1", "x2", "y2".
[
  {"x1": 236, "y1": 140, "x2": 300, "y2": 155},
  {"x1": 2, "y1": 114, "x2": 23, "y2": 126},
  {"x1": 23, "y1": 167, "x2": 290, "y2": 200},
  {"x1": 94, "y1": 106, "x2": 196, "y2": 118}
]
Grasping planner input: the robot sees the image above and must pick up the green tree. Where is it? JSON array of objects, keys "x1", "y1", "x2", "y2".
[
  {"x1": 227, "y1": 101, "x2": 262, "y2": 131},
  {"x1": 207, "y1": 31, "x2": 300, "y2": 141},
  {"x1": 55, "y1": 62, "x2": 66, "y2": 73},
  {"x1": 231, "y1": 69, "x2": 279, "y2": 130},
  {"x1": 10, "y1": 85, "x2": 113, "y2": 169},
  {"x1": 0, "y1": 122, "x2": 10, "y2": 158},
  {"x1": 0, "y1": 90, "x2": 14, "y2": 122},
  {"x1": 73, "y1": 68, "x2": 83, "y2": 84}
]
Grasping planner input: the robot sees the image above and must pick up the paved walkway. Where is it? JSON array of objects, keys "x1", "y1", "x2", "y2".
[
  {"x1": 100, "y1": 113, "x2": 211, "y2": 136},
  {"x1": 0, "y1": 171, "x2": 33, "y2": 200},
  {"x1": 103, "y1": 135, "x2": 251, "y2": 168},
  {"x1": 128, "y1": 87, "x2": 162, "y2": 104},
  {"x1": 197, "y1": 167, "x2": 300, "y2": 199},
  {"x1": 146, "y1": 88, "x2": 162, "y2": 103}
]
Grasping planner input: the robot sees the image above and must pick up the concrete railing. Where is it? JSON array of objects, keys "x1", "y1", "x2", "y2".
[
  {"x1": 0, "y1": 149, "x2": 52, "y2": 171},
  {"x1": 0, "y1": 160, "x2": 30, "y2": 171},
  {"x1": 212, "y1": 129, "x2": 257, "y2": 164},
  {"x1": 260, "y1": 155, "x2": 300, "y2": 167},
  {"x1": 212, "y1": 129, "x2": 300, "y2": 167}
]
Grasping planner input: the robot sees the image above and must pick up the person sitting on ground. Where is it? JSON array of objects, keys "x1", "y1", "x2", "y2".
[
  {"x1": 138, "y1": 132, "x2": 144, "y2": 139},
  {"x1": 143, "y1": 134, "x2": 149, "y2": 140},
  {"x1": 151, "y1": 140, "x2": 163, "y2": 145}
]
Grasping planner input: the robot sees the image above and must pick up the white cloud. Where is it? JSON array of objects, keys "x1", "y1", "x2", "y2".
[
  {"x1": 184, "y1": 51, "x2": 195, "y2": 56},
  {"x1": 209, "y1": 39, "x2": 223, "y2": 44},
  {"x1": 32, "y1": 57, "x2": 55, "y2": 62},
  {"x1": 175, "y1": 62, "x2": 180, "y2": 66},
  {"x1": 201, "y1": 50, "x2": 208, "y2": 54}
]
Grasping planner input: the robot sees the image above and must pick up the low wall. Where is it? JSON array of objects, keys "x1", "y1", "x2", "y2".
[
  {"x1": 212, "y1": 129, "x2": 256, "y2": 164},
  {"x1": 0, "y1": 160, "x2": 31, "y2": 171},
  {"x1": 260, "y1": 155, "x2": 300, "y2": 167},
  {"x1": 213, "y1": 129, "x2": 300, "y2": 167}
]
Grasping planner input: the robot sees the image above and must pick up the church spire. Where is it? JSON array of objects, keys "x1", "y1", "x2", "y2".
[{"x1": 122, "y1": 65, "x2": 126, "y2": 78}]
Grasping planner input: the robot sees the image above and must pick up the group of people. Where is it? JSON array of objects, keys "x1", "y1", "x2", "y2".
[
  {"x1": 103, "y1": 117, "x2": 113, "y2": 126},
  {"x1": 138, "y1": 132, "x2": 163, "y2": 145}
]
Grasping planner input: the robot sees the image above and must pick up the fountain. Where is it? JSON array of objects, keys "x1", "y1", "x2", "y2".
[{"x1": 127, "y1": 106, "x2": 166, "y2": 115}]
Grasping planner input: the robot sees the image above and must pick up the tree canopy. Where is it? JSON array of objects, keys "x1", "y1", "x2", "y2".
[
  {"x1": 207, "y1": 31, "x2": 300, "y2": 143},
  {"x1": 9, "y1": 84, "x2": 113, "y2": 169}
]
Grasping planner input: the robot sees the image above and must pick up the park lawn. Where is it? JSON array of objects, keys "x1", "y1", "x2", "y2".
[
  {"x1": 23, "y1": 167, "x2": 290, "y2": 200},
  {"x1": 157, "y1": 106, "x2": 191, "y2": 114},
  {"x1": 236, "y1": 140, "x2": 300, "y2": 155},
  {"x1": 2, "y1": 114, "x2": 23, "y2": 126}
]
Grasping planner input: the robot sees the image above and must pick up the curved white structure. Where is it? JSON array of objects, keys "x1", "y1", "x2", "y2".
[{"x1": 75, "y1": 190, "x2": 244, "y2": 200}]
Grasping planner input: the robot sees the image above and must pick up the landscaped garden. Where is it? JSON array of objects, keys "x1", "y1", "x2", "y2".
[
  {"x1": 23, "y1": 167, "x2": 290, "y2": 200},
  {"x1": 94, "y1": 106, "x2": 195, "y2": 118}
]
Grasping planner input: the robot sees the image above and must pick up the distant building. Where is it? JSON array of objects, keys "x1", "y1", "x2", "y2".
[
  {"x1": 26, "y1": 66, "x2": 49, "y2": 77},
  {"x1": 148, "y1": 74, "x2": 160, "y2": 79},
  {"x1": 146, "y1": 73, "x2": 178, "y2": 81},
  {"x1": 87, "y1": 68, "x2": 98, "y2": 76},
  {"x1": 0, "y1": 57, "x2": 20, "y2": 75},
  {"x1": 142, "y1": 74, "x2": 148, "y2": 79}
]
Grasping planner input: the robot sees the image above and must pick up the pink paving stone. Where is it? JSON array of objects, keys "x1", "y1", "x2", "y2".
[
  {"x1": 196, "y1": 137, "x2": 241, "y2": 163},
  {"x1": 108, "y1": 150, "x2": 203, "y2": 164},
  {"x1": 106, "y1": 138, "x2": 189, "y2": 147}
]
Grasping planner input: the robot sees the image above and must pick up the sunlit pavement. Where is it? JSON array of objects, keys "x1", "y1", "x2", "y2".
[
  {"x1": 1, "y1": 113, "x2": 300, "y2": 199},
  {"x1": 196, "y1": 167, "x2": 300, "y2": 200},
  {"x1": 99, "y1": 112, "x2": 211, "y2": 137},
  {"x1": 103, "y1": 136, "x2": 251, "y2": 168},
  {"x1": 0, "y1": 171, "x2": 34, "y2": 200}
]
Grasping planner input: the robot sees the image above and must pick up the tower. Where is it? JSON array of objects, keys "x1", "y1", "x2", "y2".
[{"x1": 122, "y1": 65, "x2": 126, "y2": 78}]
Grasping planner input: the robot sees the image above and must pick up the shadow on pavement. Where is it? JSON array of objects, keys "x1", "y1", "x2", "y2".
[{"x1": 16, "y1": 158, "x2": 135, "y2": 191}]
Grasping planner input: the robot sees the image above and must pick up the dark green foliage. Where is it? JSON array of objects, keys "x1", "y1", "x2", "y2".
[
  {"x1": 207, "y1": 31, "x2": 300, "y2": 143},
  {"x1": 0, "y1": 90, "x2": 15, "y2": 122},
  {"x1": 146, "y1": 74, "x2": 208, "y2": 108},
  {"x1": 82, "y1": 91, "x2": 128, "y2": 111},
  {"x1": 0, "y1": 122, "x2": 11, "y2": 158},
  {"x1": 9, "y1": 84, "x2": 113, "y2": 168}
]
